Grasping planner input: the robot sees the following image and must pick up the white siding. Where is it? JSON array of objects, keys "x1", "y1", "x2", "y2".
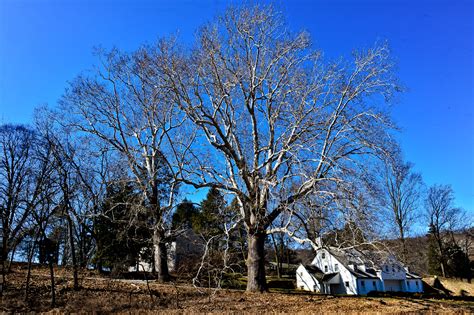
[
  {"x1": 357, "y1": 279, "x2": 382, "y2": 295},
  {"x1": 128, "y1": 260, "x2": 152, "y2": 272},
  {"x1": 380, "y1": 263, "x2": 406, "y2": 280},
  {"x1": 384, "y1": 279, "x2": 404, "y2": 292},
  {"x1": 311, "y1": 249, "x2": 358, "y2": 295},
  {"x1": 300, "y1": 248, "x2": 423, "y2": 295},
  {"x1": 296, "y1": 265, "x2": 320, "y2": 292},
  {"x1": 406, "y1": 279, "x2": 423, "y2": 293}
]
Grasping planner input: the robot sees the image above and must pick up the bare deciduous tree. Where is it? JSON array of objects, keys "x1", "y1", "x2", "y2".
[
  {"x1": 425, "y1": 184, "x2": 462, "y2": 277},
  {"x1": 161, "y1": 5, "x2": 400, "y2": 291},
  {"x1": 382, "y1": 154, "x2": 423, "y2": 262},
  {"x1": 61, "y1": 47, "x2": 193, "y2": 281},
  {"x1": 0, "y1": 125, "x2": 36, "y2": 294},
  {"x1": 23, "y1": 124, "x2": 58, "y2": 302}
]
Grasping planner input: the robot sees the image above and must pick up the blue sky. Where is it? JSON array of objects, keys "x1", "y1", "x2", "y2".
[{"x1": 0, "y1": 0, "x2": 472, "y2": 212}]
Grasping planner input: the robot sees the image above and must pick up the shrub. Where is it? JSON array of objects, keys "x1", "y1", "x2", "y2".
[
  {"x1": 220, "y1": 273, "x2": 247, "y2": 290},
  {"x1": 267, "y1": 278, "x2": 295, "y2": 290}
]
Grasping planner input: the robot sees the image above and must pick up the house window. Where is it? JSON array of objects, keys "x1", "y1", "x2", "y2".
[
  {"x1": 324, "y1": 265, "x2": 328, "y2": 272},
  {"x1": 407, "y1": 281, "x2": 410, "y2": 287},
  {"x1": 397, "y1": 266, "x2": 401, "y2": 272},
  {"x1": 335, "y1": 264, "x2": 339, "y2": 271},
  {"x1": 322, "y1": 252, "x2": 326, "y2": 259},
  {"x1": 361, "y1": 280, "x2": 365, "y2": 287},
  {"x1": 416, "y1": 281, "x2": 419, "y2": 287},
  {"x1": 385, "y1": 266, "x2": 389, "y2": 272},
  {"x1": 373, "y1": 281, "x2": 376, "y2": 287},
  {"x1": 392, "y1": 266, "x2": 395, "y2": 272},
  {"x1": 345, "y1": 281, "x2": 349, "y2": 287}
]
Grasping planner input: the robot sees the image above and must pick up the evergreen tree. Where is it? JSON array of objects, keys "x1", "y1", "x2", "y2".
[
  {"x1": 445, "y1": 240, "x2": 472, "y2": 280},
  {"x1": 93, "y1": 182, "x2": 151, "y2": 274},
  {"x1": 427, "y1": 223, "x2": 442, "y2": 275},
  {"x1": 197, "y1": 187, "x2": 226, "y2": 237},
  {"x1": 171, "y1": 199, "x2": 200, "y2": 230}
]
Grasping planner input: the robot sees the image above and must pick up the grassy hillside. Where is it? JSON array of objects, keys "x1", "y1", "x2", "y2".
[
  {"x1": 424, "y1": 276, "x2": 474, "y2": 296},
  {"x1": 2, "y1": 265, "x2": 473, "y2": 313}
]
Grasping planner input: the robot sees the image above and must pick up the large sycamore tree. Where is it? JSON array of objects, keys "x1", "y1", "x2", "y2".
[{"x1": 160, "y1": 5, "x2": 401, "y2": 291}]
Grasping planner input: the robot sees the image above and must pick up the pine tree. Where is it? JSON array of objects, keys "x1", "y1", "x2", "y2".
[
  {"x1": 427, "y1": 223, "x2": 442, "y2": 276},
  {"x1": 445, "y1": 240, "x2": 472, "y2": 280},
  {"x1": 197, "y1": 187, "x2": 226, "y2": 238},
  {"x1": 93, "y1": 182, "x2": 151, "y2": 274},
  {"x1": 171, "y1": 199, "x2": 200, "y2": 230}
]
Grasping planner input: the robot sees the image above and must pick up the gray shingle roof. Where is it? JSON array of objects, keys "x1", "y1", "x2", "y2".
[
  {"x1": 303, "y1": 265, "x2": 339, "y2": 281},
  {"x1": 406, "y1": 271, "x2": 422, "y2": 279},
  {"x1": 325, "y1": 246, "x2": 421, "y2": 279}
]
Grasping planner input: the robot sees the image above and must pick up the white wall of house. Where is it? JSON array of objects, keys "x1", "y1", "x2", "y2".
[
  {"x1": 128, "y1": 242, "x2": 177, "y2": 273},
  {"x1": 311, "y1": 249, "x2": 358, "y2": 295},
  {"x1": 356, "y1": 278, "x2": 381, "y2": 295},
  {"x1": 405, "y1": 279, "x2": 423, "y2": 293},
  {"x1": 296, "y1": 265, "x2": 320, "y2": 292},
  {"x1": 299, "y1": 248, "x2": 423, "y2": 295},
  {"x1": 379, "y1": 263, "x2": 409, "y2": 292},
  {"x1": 380, "y1": 263, "x2": 406, "y2": 280}
]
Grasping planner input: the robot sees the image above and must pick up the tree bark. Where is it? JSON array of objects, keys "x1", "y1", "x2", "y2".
[
  {"x1": 246, "y1": 231, "x2": 267, "y2": 292},
  {"x1": 153, "y1": 229, "x2": 170, "y2": 282},
  {"x1": 270, "y1": 234, "x2": 281, "y2": 279},
  {"x1": 435, "y1": 231, "x2": 447, "y2": 278},
  {"x1": 0, "y1": 230, "x2": 9, "y2": 296},
  {"x1": 0, "y1": 252, "x2": 6, "y2": 296},
  {"x1": 66, "y1": 215, "x2": 79, "y2": 290},
  {"x1": 440, "y1": 261, "x2": 446, "y2": 278},
  {"x1": 24, "y1": 236, "x2": 38, "y2": 301},
  {"x1": 8, "y1": 244, "x2": 17, "y2": 273},
  {"x1": 399, "y1": 226, "x2": 407, "y2": 263},
  {"x1": 48, "y1": 259, "x2": 56, "y2": 307}
]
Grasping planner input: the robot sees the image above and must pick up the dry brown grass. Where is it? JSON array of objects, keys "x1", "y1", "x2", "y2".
[
  {"x1": 424, "y1": 276, "x2": 474, "y2": 297},
  {"x1": 1, "y1": 265, "x2": 473, "y2": 313}
]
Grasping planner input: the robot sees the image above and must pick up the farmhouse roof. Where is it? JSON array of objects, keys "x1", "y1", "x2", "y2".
[
  {"x1": 303, "y1": 264, "x2": 339, "y2": 282},
  {"x1": 325, "y1": 247, "x2": 394, "y2": 279},
  {"x1": 327, "y1": 247, "x2": 396, "y2": 268},
  {"x1": 406, "y1": 271, "x2": 422, "y2": 279}
]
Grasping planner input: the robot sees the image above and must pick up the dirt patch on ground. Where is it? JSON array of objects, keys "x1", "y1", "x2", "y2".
[{"x1": 1, "y1": 265, "x2": 473, "y2": 313}]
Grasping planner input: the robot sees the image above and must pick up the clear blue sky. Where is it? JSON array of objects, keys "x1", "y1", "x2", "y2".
[{"x1": 1, "y1": 0, "x2": 472, "y2": 212}]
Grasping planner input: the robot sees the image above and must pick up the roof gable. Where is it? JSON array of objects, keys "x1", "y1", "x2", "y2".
[{"x1": 315, "y1": 246, "x2": 420, "y2": 279}]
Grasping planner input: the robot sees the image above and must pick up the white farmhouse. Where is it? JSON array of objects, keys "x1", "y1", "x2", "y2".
[
  {"x1": 129, "y1": 229, "x2": 204, "y2": 273},
  {"x1": 296, "y1": 247, "x2": 423, "y2": 295}
]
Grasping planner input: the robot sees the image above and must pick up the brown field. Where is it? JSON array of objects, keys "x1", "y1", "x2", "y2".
[
  {"x1": 424, "y1": 277, "x2": 474, "y2": 297},
  {"x1": 1, "y1": 265, "x2": 473, "y2": 313}
]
